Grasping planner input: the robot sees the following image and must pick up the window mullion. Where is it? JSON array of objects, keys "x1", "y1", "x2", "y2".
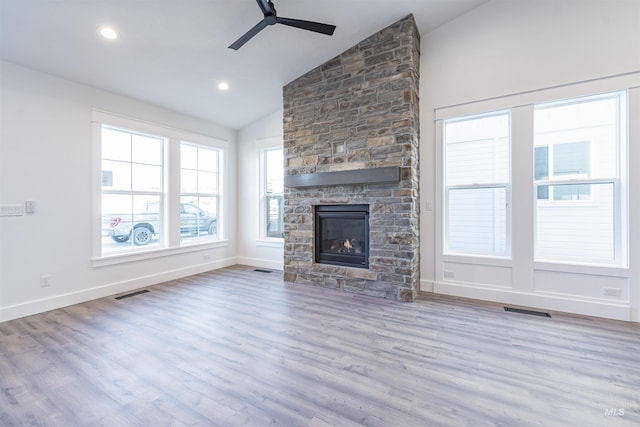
[{"x1": 166, "y1": 138, "x2": 181, "y2": 247}]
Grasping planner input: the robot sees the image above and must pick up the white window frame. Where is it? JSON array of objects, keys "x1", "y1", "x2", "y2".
[
  {"x1": 91, "y1": 110, "x2": 229, "y2": 267},
  {"x1": 179, "y1": 141, "x2": 223, "y2": 246},
  {"x1": 100, "y1": 125, "x2": 166, "y2": 249},
  {"x1": 442, "y1": 110, "x2": 512, "y2": 258},
  {"x1": 435, "y1": 72, "x2": 636, "y2": 274},
  {"x1": 533, "y1": 91, "x2": 627, "y2": 266},
  {"x1": 261, "y1": 146, "x2": 284, "y2": 240},
  {"x1": 256, "y1": 137, "x2": 284, "y2": 246}
]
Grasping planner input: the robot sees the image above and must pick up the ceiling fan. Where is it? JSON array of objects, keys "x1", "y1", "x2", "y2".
[{"x1": 229, "y1": 0, "x2": 336, "y2": 50}]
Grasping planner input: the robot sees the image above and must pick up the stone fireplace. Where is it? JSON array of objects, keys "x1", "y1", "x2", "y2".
[{"x1": 283, "y1": 15, "x2": 420, "y2": 301}]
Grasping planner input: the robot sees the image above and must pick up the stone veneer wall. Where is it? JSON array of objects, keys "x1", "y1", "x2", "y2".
[{"x1": 282, "y1": 15, "x2": 420, "y2": 301}]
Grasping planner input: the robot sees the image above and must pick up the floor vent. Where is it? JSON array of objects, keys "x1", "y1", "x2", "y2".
[
  {"x1": 254, "y1": 269, "x2": 272, "y2": 273},
  {"x1": 504, "y1": 307, "x2": 551, "y2": 318},
  {"x1": 115, "y1": 290, "x2": 150, "y2": 300}
]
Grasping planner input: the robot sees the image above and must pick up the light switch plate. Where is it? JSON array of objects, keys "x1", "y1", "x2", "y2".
[{"x1": 25, "y1": 200, "x2": 35, "y2": 214}]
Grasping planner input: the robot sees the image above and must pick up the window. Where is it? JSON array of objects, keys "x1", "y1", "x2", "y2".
[
  {"x1": 534, "y1": 91, "x2": 626, "y2": 264},
  {"x1": 180, "y1": 143, "x2": 220, "y2": 244},
  {"x1": 436, "y1": 75, "x2": 635, "y2": 288},
  {"x1": 95, "y1": 111, "x2": 227, "y2": 262},
  {"x1": 263, "y1": 147, "x2": 284, "y2": 239},
  {"x1": 444, "y1": 111, "x2": 510, "y2": 256},
  {"x1": 101, "y1": 126, "x2": 164, "y2": 252}
]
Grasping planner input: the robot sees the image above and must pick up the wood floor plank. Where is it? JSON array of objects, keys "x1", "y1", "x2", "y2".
[{"x1": 1, "y1": 265, "x2": 639, "y2": 426}]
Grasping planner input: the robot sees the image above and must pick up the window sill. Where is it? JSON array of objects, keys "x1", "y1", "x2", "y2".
[
  {"x1": 91, "y1": 240, "x2": 229, "y2": 267},
  {"x1": 534, "y1": 260, "x2": 629, "y2": 277}
]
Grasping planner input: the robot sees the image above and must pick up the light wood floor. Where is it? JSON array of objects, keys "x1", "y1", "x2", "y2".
[{"x1": 1, "y1": 265, "x2": 638, "y2": 427}]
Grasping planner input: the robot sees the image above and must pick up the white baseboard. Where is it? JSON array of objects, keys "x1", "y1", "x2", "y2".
[
  {"x1": 419, "y1": 279, "x2": 434, "y2": 293},
  {"x1": 0, "y1": 257, "x2": 238, "y2": 323},
  {"x1": 4, "y1": 261, "x2": 632, "y2": 323},
  {"x1": 235, "y1": 256, "x2": 283, "y2": 271},
  {"x1": 433, "y1": 281, "x2": 632, "y2": 321}
]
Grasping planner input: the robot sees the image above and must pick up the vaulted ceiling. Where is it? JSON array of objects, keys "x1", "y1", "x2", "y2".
[{"x1": 0, "y1": 0, "x2": 487, "y2": 129}]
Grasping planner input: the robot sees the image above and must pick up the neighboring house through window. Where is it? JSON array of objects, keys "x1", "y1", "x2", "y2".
[{"x1": 535, "y1": 141, "x2": 591, "y2": 200}]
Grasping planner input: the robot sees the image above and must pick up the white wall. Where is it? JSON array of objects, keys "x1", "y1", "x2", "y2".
[
  {"x1": 236, "y1": 110, "x2": 284, "y2": 270},
  {"x1": 0, "y1": 61, "x2": 238, "y2": 321},
  {"x1": 419, "y1": 0, "x2": 640, "y2": 321}
]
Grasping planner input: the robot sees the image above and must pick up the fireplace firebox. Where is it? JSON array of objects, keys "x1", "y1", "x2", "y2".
[{"x1": 315, "y1": 205, "x2": 369, "y2": 269}]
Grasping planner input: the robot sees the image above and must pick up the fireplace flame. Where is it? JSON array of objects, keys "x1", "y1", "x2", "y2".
[{"x1": 344, "y1": 239, "x2": 352, "y2": 250}]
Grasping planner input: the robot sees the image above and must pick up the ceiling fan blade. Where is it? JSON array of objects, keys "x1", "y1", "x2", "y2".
[
  {"x1": 228, "y1": 19, "x2": 268, "y2": 50},
  {"x1": 255, "y1": 0, "x2": 275, "y2": 16},
  {"x1": 277, "y1": 18, "x2": 336, "y2": 36},
  {"x1": 276, "y1": 17, "x2": 336, "y2": 36}
]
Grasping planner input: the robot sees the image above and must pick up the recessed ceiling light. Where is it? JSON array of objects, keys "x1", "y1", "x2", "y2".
[
  {"x1": 99, "y1": 26, "x2": 118, "y2": 40},
  {"x1": 218, "y1": 81, "x2": 230, "y2": 91}
]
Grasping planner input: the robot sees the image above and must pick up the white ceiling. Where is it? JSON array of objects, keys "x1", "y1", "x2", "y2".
[{"x1": 0, "y1": 0, "x2": 487, "y2": 130}]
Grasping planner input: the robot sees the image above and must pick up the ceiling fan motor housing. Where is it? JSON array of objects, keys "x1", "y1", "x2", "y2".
[
  {"x1": 265, "y1": 1, "x2": 277, "y2": 24},
  {"x1": 229, "y1": 0, "x2": 336, "y2": 50}
]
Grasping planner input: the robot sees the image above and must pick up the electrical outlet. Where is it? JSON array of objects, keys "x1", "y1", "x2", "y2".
[
  {"x1": 40, "y1": 275, "x2": 51, "y2": 287},
  {"x1": 332, "y1": 142, "x2": 345, "y2": 154},
  {"x1": 603, "y1": 287, "x2": 621, "y2": 297}
]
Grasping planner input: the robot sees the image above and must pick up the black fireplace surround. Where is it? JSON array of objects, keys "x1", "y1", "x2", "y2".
[{"x1": 315, "y1": 205, "x2": 369, "y2": 269}]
